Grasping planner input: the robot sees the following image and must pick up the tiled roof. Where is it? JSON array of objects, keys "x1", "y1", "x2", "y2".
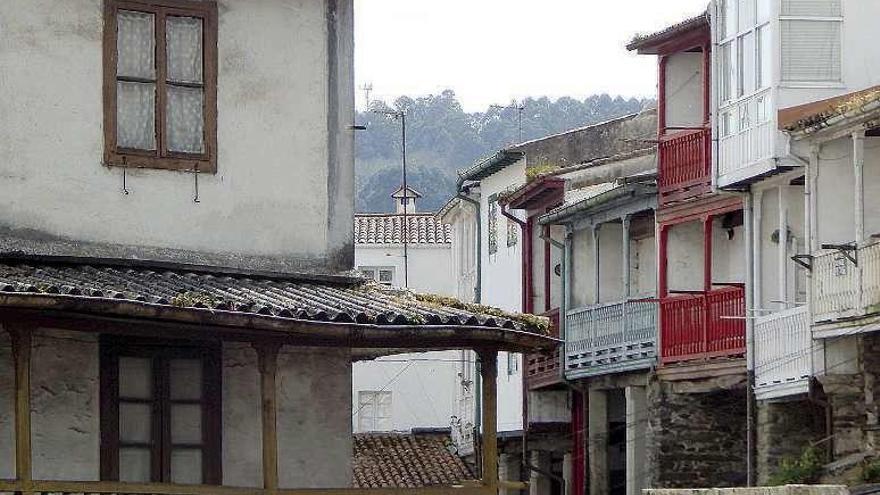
[
  {"x1": 354, "y1": 214, "x2": 452, "y2": 244},
  {"x1": 353, "y1": 432, "x2": 474, "y2": 488},
  {"x1": 0, "y1": 256, "x2": 547, "y2": 335},
  {"x1": 780, "y1": 85, "x2": 880, "y2": 135},
  {"x1": 626, "y1": 13, "x2": 709, "y2": 53}
]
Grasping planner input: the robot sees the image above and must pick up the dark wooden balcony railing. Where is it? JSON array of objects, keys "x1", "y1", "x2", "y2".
[
  {"x1": 660, "y1": 285, "x2": 746, "y2": 364},
  {"x1": 658, "y1": 127, "x2": 711, "y2": 203},
  {"x1": 526, "y1": 308, "x2": 562, "y2": 389}
]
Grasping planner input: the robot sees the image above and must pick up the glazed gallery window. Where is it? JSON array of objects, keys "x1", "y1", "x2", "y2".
[
  {"x1": 104, "y1": 0, "x2": 218, "y2": 171},
  {"x1": 100, "y1": 339, "x2": 222, "y2": 485}
]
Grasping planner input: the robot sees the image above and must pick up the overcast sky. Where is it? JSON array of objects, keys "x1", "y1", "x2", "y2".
[{"x1": 354, "y1": 0, "x2": 709, "y2": 112}]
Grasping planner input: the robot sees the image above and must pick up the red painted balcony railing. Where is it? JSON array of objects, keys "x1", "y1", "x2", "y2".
[
  {"x1": 658, "y1": 127, "x2": 711, "y2": 202},
  {"x1": 660, "y1": 285, "x2": 746, "y2": 364},
  {"x1": 526, "y1": 308, "x2": 562, "y2": 389}
]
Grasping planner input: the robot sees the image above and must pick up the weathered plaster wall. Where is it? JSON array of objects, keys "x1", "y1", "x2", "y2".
[
  {"x1": 222, "y1": 343, "x2": 262, "y2": 488},
  {"x1": 631, "y1": 234, "x2": 657, "y2": 298},
  {"x1": 645, "y1": 379, "x2": 747, "y2": 488},
  {"x1": 0, "y1": 328, "x2": 14, "y2": 479},
  {"x1": 598, "y1": 222, "x2": 624, "y2": 304},
  {"x1": 816, "y1": 137, "x2": 856, "y2": 245},
  {"x1": 756, "y1": 398, "x2": 826, "y2": 485},
  {"x1": 31, "y1": 329, "x2": 100, "y2": 481},
  {"x1": 711, "y1": 222, "x2": 745, "y2": 285},
  {"x1": 277, "y1": 346, "x2": 352, "y2": 488},
  {"x1": 570, "y1": 227, "x2": 596, "y2": 309},
  {"x1": 512, "y1": 110, "x2": 657, "y2": 168},
  {"x1": 667, "y1": 221, "x2": 704, "y2": 292},
  {"x1": 665, "y1": 52, "x2": 704, "y2": 129},
  {"x1": 0, "y1": 0, "x2": 355, "y2": 273}
]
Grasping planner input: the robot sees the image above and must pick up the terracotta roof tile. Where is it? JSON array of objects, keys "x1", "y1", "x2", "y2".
[
  {"x1": 354, "y1": 214, "x2": 452, "y2": 245},
  {"x1": 353, "y1": 432, "x2": 474, "y2": 488}
]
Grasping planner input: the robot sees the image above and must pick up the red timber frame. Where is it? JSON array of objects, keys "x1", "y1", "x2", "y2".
[
  {"x1": 653, "y1": 26, "x2": 712, "y2": 205},
  {"x1": 657, "y1": 195, "x2": 746, "y2": 364}
]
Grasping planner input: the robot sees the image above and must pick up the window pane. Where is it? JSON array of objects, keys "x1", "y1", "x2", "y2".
[
  {"x1": 119, "y1": 357, "x2": 152, "y2": 399},
  {"x1": 738, "y1": 0, "x2": 755, "y2": 31},
  {"x1": 171, "y1": 449, "x2": 203, "y2": 485},
  {"x1": 166, "y1": 86, "x2": 205, "y2": 154},
  {"x1": 117, "y1": 10, "x2": 155, "y2": 79},
  {"x1": 170, "y1": 359, "x2": 202, "y2": 400},
  {"x1": 781, "y1": 0, "x2": 842, "y2": 17},
  {"x1": 781, "y1": 20, "x2": 841, "y2": 82},
  {"x1": 378, "y1": 269, "x2": 393, "y2": 283},
  {"x1": 119, "y1": 447, "x2": 152, "y2": 482},
  {"x1": 171, "y1": 404, "x2": 202, "y2": 445},
  {"x1": 721, "y1": 42, "x2": 734, "y2": 102},
  {"x1": 117, "y1": 81, "x2": 156, "y2": 150},
  {"x1": 120, "y1": 402, "x2": 152, "y2": 443},
  {"x1": 740, "y1": 32, "x2": 755, "y2": 96},
  {"x1": 167, "y1": 16, "x2": 203, "y2": 84},
  {"x1": 757, "y1": 25, "x2": 771, "y2": 88},
  {"x1": 723, "y1": 0, "x2": 737, "y2": 38}
]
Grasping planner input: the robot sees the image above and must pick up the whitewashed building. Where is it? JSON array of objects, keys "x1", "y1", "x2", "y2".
[{"x1": 351, "y1": 188, "x2": 458, "y2": 433}]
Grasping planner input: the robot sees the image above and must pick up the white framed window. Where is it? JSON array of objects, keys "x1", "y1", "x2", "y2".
[
  {"x1": 717, "y1": 0, "x2": 771, "y2": 105},
  {"x1": 780, "y1": 0, "x2": 842, "y2": 84},
  {"x1": 357, "y1": 391, "x2": 392, "y2": 432},
  {"x1": 358, "y1": 266, "x2": 395, "y2": 287},
  {"x1": 506, "y1": 352, "x2": 519, "y2": 376}
]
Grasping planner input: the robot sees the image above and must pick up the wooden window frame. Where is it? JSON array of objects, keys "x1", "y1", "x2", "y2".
[
  {"x1": 103, "y1": 0, "x2": 218, "y2": 173},
  {"x1": 99, "y1": 336, "x2": 222, "y2": 485}
]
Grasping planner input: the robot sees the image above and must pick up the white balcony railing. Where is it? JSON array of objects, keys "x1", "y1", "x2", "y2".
[
  {"x1": 812, "y1": 241, "x2": 880, "y2": 324},
  {"x1": 565, "y1": 298, "x2": 657, "y2": 379},
  {"x1": 717, "y1": 89, "x2": 775, "y2": 184},
  {"x1": 754, "y1": 306, "x2": 816, "y2": 400}
]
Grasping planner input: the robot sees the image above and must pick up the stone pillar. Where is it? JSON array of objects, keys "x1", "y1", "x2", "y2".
[
  {"x1": 530, "y1": 450, "x2": 552, "y2": 495},
  {"x1": 588, "y1": 389, "x2": 608, "y2": 495},
  {"x1": 499, "y1": 454, "x2": 521, "y2": 495},
  {"x1": 625, "y1": 386, "x2": 647, "y2": 495}
]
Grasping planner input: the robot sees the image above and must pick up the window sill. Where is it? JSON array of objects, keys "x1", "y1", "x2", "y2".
[
  {"x1": 105, "y1": 151, "x2": 216, "y2": 173},
  {"x1": 778, "y1": 82, "x2": 846, "y2": 90}
]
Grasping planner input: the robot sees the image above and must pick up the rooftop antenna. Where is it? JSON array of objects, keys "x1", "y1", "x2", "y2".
[
  {"x1": 372, "y1": 107, "x2": 409, "y2": 289},
  {"x1": 490, "y1": 100, "x2": 526, "y2": 144},
  {"x1": 360, "y1": 83, "x2": 374, "y2": 109}
]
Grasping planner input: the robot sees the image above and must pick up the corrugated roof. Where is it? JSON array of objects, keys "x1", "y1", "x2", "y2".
[
  {"x1": 780, "y1": 85, "x2": 880, "y2": 135},
  {"x1": 457, "y1": 150, "x2": 525, "y2": 183},
  {"x1": 353, "y1": 431, "x2": 474, "y2": 488},
  {"x1": 355, "y1": 214, "x2": 452, "y2": 245},
  {"x1": 0, "y1": 256, "x2": 549, "y2": 335}
]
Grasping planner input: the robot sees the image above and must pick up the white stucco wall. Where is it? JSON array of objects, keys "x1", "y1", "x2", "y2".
[
  {"x1": 479, "y1": 161, "x2": 527, "y2": 433},
  {"x1": 711, "y1": 222, "x2": 746, "y2": 285},
  {"x1": 0, "y1": 0, "x2": 355, "y2": 271},
  {"x1": 665, "y1": 51, "x2": 704, "y2": 129},
  {"x1": 0, "y1": 328, "x2": 14, "y2": 479},
  {"x1": 816, "y1": 137, "x2": 856, "y2": 245},
  {"x1": 667, "y1": 221, "x2": 705, "y2": 291},
  {"x1": 354, "y1": 244, "x2": 454, "y2": 296},
  {"x1": 277, "y1": 346, "x2": 352, "y2": 489},
  {"x1": 598, "y1": 223, "x2": 625, "y2": 303},
  {"x1": 631, "y1": 234, "x2": 657, "y2": 298},
  {"x1": 570, "y1": 227, "x2": 596, "y2": 309},
  {"x1": 0, "y1": 331, "x2": 352, "y2": 488},
  {"x1": 352, "y1": 351, "x2": 458, "y2": 433}
]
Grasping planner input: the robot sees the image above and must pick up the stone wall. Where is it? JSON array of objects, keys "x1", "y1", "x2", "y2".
[
  {"x1": 756, "y1": 399, "x2": 827, "y2": 485},
  {"x1": 645, "y1": 485, "x2": 848, "y2": 495},
  {"x1": 645, "y1": 379, "x2": 748, "y2": 488}
]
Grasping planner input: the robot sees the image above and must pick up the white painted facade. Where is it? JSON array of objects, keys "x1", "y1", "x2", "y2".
[
  {"x1": 354, "y1": 244, "x2": 454, "y2": 296},
  {"x1": 0, "y1": 0, "x2": 355, "y2": 273},
  {"x1": 0, "y1": 327, "x2": 352, "y2": 488},
  {"x1": 712, "y1": 0, "x2": 880, "y2": 188}
]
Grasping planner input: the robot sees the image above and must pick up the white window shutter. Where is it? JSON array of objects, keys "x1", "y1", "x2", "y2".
[
  {"x1": 781, "y1": 19, "x2": 841, "y2": 82},
  {"x1": 781, "y1": 0, "x2": 842, "y2": 17}
]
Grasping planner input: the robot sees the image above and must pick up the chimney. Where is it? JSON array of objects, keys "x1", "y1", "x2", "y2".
[{"x1": 392, "y1": 186, "x2": 422, "y2": 214}]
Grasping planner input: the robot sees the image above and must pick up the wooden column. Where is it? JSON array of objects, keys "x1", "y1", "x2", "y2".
[
  {"x1": 478, "y1": 350, "x2": 498, "y2": 489},
  {"x1": 658, "y1": 224, "x2": 669, "y2": 298},
  {"x1": 622, "y1": 215, "x2": 632, "y2": 299},
  {"x1": 658, "y1": 56, "x2": 667, "y2": 134},
  {"x1": 854, "y1": 130, "x2": 866, "y2": 244},
  {"x1": 9, "y1": 323, "x2": 33, "y2": 493},
  {"x1": 255, "y1": 343, "x2": 281, "y2": 493},
  {"x1": 703, "y1": 215, "x2": 713, "y2": 291},
  {"x1": 702, "y1": 44, "x2": 711, "y2": 125}
]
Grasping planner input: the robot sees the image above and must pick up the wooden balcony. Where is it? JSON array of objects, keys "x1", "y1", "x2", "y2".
[
  {"x1": 658, "y1": 127, "x2": 711, "y2": 204},
  {"x1": 526, "y1": 309, "x2": 562, "y2": 389},
  {"x1": 812, "y1": 241, "x2": 880, "y2": 326},
  {"x1": 660, "y1": 285, "x2": 746, "y2": 364},
  {"x1": 754, "y1": 306, "x2": 816, "y2": 400},
  {"x1": 564, "y1": 298, "x2": 657, "y2": 379}
]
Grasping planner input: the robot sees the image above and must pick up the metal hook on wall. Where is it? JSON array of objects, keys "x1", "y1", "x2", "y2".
[
  {"x1": 122, "y1": 167, "x2": 130, "y2": 195},
  {"x1": 193, "y1": 164, "x2": 200, "y2": 203}
]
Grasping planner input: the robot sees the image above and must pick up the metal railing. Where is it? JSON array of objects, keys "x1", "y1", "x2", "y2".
[
  {"x1": 660, "y1": 285, "x2": 746, "y2": 363},
  {"x1": 564, "y1": 298, "x2": 657, "y2": 379}
]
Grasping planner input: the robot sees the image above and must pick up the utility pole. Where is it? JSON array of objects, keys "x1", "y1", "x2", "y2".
[{"x1": 372, "y1": 107, "x2": 409, "y2": 288}]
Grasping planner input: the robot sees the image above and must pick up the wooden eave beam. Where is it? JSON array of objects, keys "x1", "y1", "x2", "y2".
[{"x1": 7, "y1": 322, "x2": 34, "y2": 494}]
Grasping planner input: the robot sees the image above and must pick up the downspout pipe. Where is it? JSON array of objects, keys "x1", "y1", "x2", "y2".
[{"x1": 501, "y1": 202, "x2": 530, "y2": 488}]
